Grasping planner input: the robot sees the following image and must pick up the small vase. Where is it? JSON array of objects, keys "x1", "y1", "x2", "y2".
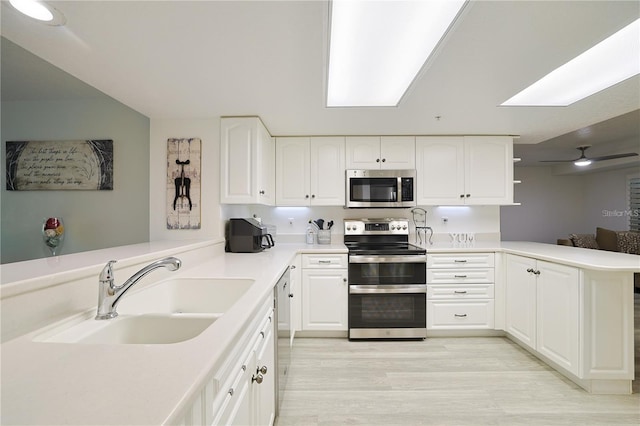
[{"x1": 42, "y1": 217, "x2": 65, "y2": 256}]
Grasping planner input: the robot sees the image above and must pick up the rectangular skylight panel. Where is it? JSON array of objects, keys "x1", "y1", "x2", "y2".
[
  {"x1": 327, "y1": 0, "x2": 466, "y2": 107},
  {"x1": 502, "y1": 18, "x2": 640, "y2": 106}
]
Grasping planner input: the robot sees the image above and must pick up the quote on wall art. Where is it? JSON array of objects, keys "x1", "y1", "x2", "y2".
[{"x1": 5, "y1": 140, "x2": 114, "y2": 191}]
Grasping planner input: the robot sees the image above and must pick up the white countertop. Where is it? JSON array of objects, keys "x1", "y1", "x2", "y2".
[
  {"x1": 0, "y1": 239, "x2": 636, "y2": 425},
  {"x1": 421, "y1": 241, "x2": 640, "y2": 271},
  {"x1": 0, "y1": 242, "x2": 346, "y2": 425}
]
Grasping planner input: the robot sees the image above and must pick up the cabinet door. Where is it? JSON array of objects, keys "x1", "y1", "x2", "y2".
[
  {"x1": 310, "y1": 137, "x2": 346, "y2": 205},
  {"x1": 345, "y1": 136, "x2": 381, "y2": 169},
  {"x1": 212, "y1": 350, "x2": 255, "y2": 426},
  {"x1": 220, "y1": 117, "x2": 258, "y2": 204},
  {"x1": 415, "y1": 136, "x2": 465, "y2": 205},
  {"x1": 257, "y1": 123, "x2": 275, "y2": 205},
  {"x1": 380, "y1": 136, "x2": 415, "y2": 169},
  {"x1": 505, "y1": 254, "x2": 537, "y2": 349},
  {"x1": 301, "y1": 269, "x2": 348, "y2": 331},
  {"x1": 464, "y1": 136, "x2": 513, "y2": 205},
  {"x1": 253, "y1": 318, "x2": 275, "y2": 426},
  {"x1": 289, "y1": 256, "x2": 302, "y2": 343},
  {"x1": 536, "y1": 260, "x2": 580, "y2": 375},
  {"x1": 220, "y1": 117, "x2": 274, "y2": 205},
  {"x1": 275, "y1": 137, "x2": 310, "y2": 206}
]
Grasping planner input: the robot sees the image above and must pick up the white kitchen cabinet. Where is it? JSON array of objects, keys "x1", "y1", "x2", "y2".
[
  {"x1": 301, "y1": 254, "x2": 348, "y2": 331},
  {"x1": 276, "y1": 137, "x2": 345, "y2": 206},
  {"x1": 346, "y1": 136, "x2": 415, "y2": 169},
  {"x1": 536, "y1": 260, "x2": 580, "y2": 375},
  {"x1": 427, "y1": 253, "x2": 496, "y2": 330},
  {"x1": 209, "y1": 299, "x2": 275, "y2": 426},
  {"x1": 289, "y1": 256, "x2": 302, "y2": 343},
  {"x1": 505, "y1": 254, "x2": 580, "y2": 375},
  {"x1": 220, "y1": 117, "x2": 275, "y2": 205},
  {"x1": 505, "y1": 255, "x2": 537, "y2": 349},
  {"x1": 415, "y1": 136, "x2": 513, "y2": 205},
  {"x1": 253, "y1": 311, "x2": 276, "y2": 426}
]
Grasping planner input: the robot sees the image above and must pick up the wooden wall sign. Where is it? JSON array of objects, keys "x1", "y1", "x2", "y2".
[
  {"x1": 5, "y1": 140, "x2": 114, "y2": 190},
  {"x1": 166, "y1": 138, "x2": 201, "y2": 230}
]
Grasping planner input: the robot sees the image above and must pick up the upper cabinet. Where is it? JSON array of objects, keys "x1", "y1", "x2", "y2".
[
  {"x1": 416, "y1": 136, "x2": 513, "y2": 205},
  {"x1": 220, "y1": 117, "x2": 275, "y2": 205},
  {"x1": 346, "y1": 136, "x2": 415, "y2": 169},
  {"x1": 276, "y1": 137, "x2": 346, "y2": 206}
]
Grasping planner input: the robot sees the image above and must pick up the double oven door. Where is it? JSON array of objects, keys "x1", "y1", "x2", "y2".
[{"x1": 348, "y1": 254, "x2": 427, "y2": 339}]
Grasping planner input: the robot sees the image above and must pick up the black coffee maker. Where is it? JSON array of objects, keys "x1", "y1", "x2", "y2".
[{"x1": 225, "y1": 218, "x2": 275, "y2": 253}]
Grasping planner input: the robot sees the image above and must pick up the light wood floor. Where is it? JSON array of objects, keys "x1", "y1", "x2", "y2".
[{"x1": 276, "y1": 294, "x2": 640, "y2": 425}]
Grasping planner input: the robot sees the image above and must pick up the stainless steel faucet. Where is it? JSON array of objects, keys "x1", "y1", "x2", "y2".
[{"x1": 95, "y1": 257, "x2": 182, "y2": 320}]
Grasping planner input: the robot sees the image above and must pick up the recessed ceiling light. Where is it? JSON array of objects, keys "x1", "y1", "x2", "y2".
[
  {"x1": 326, "y1": 0, "x2": 467, "y2": 107},
  {"x1": 9, "y1": 0, "x2": 66, "y2": 26},
  {"x1": 501, "y1": 18, "x2": 640, "y2": 106}
]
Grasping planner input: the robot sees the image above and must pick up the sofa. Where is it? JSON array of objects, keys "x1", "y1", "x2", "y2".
[{"x1": 557, "y1": 227, "x2": 640, "y2": 291}]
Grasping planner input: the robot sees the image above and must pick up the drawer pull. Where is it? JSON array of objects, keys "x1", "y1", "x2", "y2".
[
  {"x1": 454, "y1": 275, "x2": 467, "y2": 278},
  {"x1": 454, "y1": 290, "x2": 467, "y2": 294},
  {"x1": 454, "y1": 260, "x2": 467, "y2": 263},
  {"x1": 454, "y1": 314, "x2": 468, "y2": 318},
  {"x1": 318, "y1": 260, "x2": 332, "y2": 264}
]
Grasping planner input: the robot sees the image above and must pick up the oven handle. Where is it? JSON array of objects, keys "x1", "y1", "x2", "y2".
[
  {"x1": 349, "y1": 284, "x2": 426, "y2": 294},
  {"x1": 348, "y1": 255, "x2": 427, "y2": 264}
]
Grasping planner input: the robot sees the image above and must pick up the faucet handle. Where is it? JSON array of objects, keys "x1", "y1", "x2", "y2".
[{"x1": 100, "y1": 260, "x2": 117, "y2": 283}]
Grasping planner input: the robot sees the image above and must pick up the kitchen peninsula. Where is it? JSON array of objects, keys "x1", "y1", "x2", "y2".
[{"x1": 1, "y1": 238, "x2": 638, "y2": 424}]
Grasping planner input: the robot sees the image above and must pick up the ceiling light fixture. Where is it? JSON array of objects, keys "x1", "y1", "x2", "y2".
[
  {"x1": 326, "y1": 0, "x2": 467, "y2": 107},
  {"x1": 9, "y1": 0, "x2": 66, "y2": 26},
  {"x1": 574, "y1": 159, "x2": 592, "y2": 167},
  {"x1": 501, "y1": 18, "x2": 640, "y2": 106}
]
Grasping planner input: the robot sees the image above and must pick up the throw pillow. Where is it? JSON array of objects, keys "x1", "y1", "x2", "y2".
[
  {"x1": 617, "y1": 232, "x2": 640, "y2": 255},
  {"x1": 596, "y1": 227, "x2": 618, "y2": 252},
  {"x1": 569, "y1": 233, "x2": 599, "y2": 249}
]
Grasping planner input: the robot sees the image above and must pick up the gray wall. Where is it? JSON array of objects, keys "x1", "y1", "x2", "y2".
[
  {"x1": 1, "y1": 99, "x2": 150, "y2": 263},
  {"x1": 501, "y1": 166, "x2": 639, "y2": 243}
]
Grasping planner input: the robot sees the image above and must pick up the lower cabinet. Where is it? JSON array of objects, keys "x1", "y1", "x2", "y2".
[
  {"x1": 505, "y1": 254, "x2": 580, "y2": 376},
  {"x1": 301, "y1": 254, "x2": 348, "y2": 331},
  {"x1": 208, "y1": 297, "x2": 276, "y2": 426},
  {"x1": 427, "y1": 253, "x2": 495, "y2": 330}
]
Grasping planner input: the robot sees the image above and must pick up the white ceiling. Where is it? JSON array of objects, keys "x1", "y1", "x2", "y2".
[{"x1": 1, "y1": 1, "x2": 639, "y2": 161}]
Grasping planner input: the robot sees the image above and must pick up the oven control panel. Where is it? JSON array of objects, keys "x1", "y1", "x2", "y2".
[{"x1": 344, "y1": 219, "x2": 409, "y2": 235}]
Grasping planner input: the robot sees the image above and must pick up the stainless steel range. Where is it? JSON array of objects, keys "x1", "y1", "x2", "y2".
[{"x1": 344, "y1": 218, "x2": 427, "y2": 340}]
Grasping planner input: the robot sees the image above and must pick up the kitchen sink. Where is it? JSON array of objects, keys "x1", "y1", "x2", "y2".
[
  {"x1": 33, "y1": 277, "x2": 254, "y2": 344},
  {"x1": 117, "y1": 277, "x2": 255, "y2": 315},
  {"x1": 39, "y1": 314, "x2": 218, "y2": 344}
]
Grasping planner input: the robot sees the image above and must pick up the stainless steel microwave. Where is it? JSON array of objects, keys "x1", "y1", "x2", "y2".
[{"x1": 346, "y1": 169, "x2": 416, "y2": 208}]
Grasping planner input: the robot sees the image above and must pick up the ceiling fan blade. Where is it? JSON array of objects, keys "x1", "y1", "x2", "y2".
[
  {"x1": 590, "y1": 152, "x2": 638, "y2": 162},
  {"x1": 539, "y1": 159, "x2": 579, "y2": 163}
]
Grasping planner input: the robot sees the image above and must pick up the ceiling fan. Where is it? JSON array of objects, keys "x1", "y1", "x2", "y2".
[{"x1": 540, "y1": 145, "x2": 639, "y2": 167}]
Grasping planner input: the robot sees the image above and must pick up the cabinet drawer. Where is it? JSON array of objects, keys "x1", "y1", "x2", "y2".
[
  {"x1": 427, "y1": 253, "x2": 495, "y2": 269},
  {"x1": 427, "y1": 284, "x2": 494, "y2": 299},
  {"x1": 427, "y1": 300, "x2": 495, "y2": 329},
  {"x1": 302, "y1": 254, "x2": 348, "y2": 268},
  {"x1": 427, "y1": 268, "x2": 494, "y2": 284}
]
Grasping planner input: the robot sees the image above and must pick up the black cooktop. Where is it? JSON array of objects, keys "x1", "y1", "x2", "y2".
[{"x1": 345, "y1": 242, "x2": 426, "y2": 256}]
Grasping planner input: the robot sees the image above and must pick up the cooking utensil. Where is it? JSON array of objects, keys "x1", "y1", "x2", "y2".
[
  {"x1": 314, "y1": 219, "x2": 325, "y2": 230},
  {"x1": 327, "y1": 220, "x2": 334, "y2": 230}
]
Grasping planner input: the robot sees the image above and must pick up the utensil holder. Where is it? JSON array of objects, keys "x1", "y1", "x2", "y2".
[{"x1": 317, "y1": 230, "x2": 331, "y2": 244}]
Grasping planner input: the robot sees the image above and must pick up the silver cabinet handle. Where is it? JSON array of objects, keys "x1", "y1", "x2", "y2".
[
  {"x1": 258, "y1": 365, "x2": 268, "y2": 374},
  {"x1": 526, "y1": 268, "x2": 534, "y2": 273},
  {"x1": 252, "y1": 373, "x2": 263, "y2": 384},
  {"x1": 454, "y1": 259, "x2": 467, "y2": 263},
  {"x1": 534, "y1": 270, "x2": 541, "y2": 275},
  {"x1": 318, "y1": 260, "x2": 332, "y2": 264},
  {"x1": 454, "y1": 314, "x2": 468, "y2": 318},
  {"x1": 454, "y1": 275, "x2": 467, "y2": 278},
  {"x1": 454, "y1": 290, "x2": 467, "y2": 294}
]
